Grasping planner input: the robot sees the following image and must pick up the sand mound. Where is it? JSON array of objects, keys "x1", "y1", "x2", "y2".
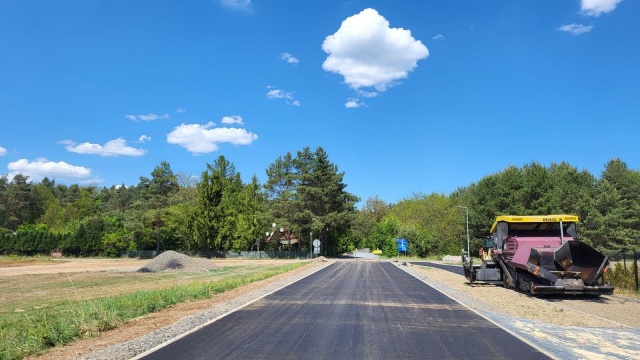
[
  {"x1": 138, "y1": 251, "x2": 219, "y2": 273},
  {"x1": 315, "y1": 256, "x2": 328, "y2": 262}
]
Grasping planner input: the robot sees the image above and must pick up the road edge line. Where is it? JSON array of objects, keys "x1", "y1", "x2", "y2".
[
  {"x1": 130, "y1": 261, "x2": 334, "y2": 360},
  {"x1": 396, "y1": 263, "x2": 560, "y2": 360}
]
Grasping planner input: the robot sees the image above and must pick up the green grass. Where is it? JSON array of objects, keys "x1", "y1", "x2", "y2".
[
  {"x1": 0, "y1": 254, "x2": 54, "y2": 262},
  {"x1": 0, "y1": 261, "x2": 309, "y2": 360}
]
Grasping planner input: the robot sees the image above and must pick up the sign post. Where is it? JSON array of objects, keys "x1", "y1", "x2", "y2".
[{"x1": 312, "y1": 239, "x2": 320, "y2": 259}]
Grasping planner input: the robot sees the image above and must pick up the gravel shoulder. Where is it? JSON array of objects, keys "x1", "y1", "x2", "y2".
[
  {"x1": 407, "y1": 262, "x2": 640, "y2": 328},
  {"x1": 401, "y1": 262, "x2": 640, "y2": 360}
]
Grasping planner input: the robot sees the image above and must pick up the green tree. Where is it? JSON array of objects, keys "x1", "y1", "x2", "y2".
[{"x1": 195, "y1": 156, "x2": 243, "y2": 251}]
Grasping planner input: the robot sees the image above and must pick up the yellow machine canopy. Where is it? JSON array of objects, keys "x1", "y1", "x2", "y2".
[{"x1": 489, "y1": 215, "x2": 579, "y2": 234}]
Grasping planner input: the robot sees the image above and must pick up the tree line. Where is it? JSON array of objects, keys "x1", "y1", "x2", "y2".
[
  {"x1": 0, "y1": 146, "x2": 359, "y2": 256},
  {"x1": 344, "y1": 159, "x2": 640, "y2": 256},
  {"x1": 0, "y1": 152, "x2": 638, "y2": 257}
]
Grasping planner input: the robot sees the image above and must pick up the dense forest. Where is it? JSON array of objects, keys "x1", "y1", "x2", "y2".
[{"x1": 1, "y1": 147, "x2": 639, "y2": 257}]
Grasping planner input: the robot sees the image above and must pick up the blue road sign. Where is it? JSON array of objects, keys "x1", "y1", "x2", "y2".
[{"x1": 397, "y1": 239, "x2": 408, "y2": 252}]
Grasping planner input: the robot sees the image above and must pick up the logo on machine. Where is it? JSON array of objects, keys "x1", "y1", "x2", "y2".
[{"x1": 542, "y1": 217, "x2": 557, "y2": 222}]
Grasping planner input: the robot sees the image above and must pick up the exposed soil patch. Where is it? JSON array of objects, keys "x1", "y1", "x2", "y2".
[
  {"x1": 0, "y1": 259, "x2": 61, "y2": 268},
  {"x1": 1, "y1": 259, "x2": 146, "y2": 276}
]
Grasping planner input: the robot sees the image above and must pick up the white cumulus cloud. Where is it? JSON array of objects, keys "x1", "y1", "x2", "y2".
[
  {"x1": 167, "y1": 122, "x2": 258, "y2": 155},
  {"x1": 559, "y1": 23, "x2": 595, "y2": 35},
  {"x1": 322, "y1": 8, "x2": 429, "y2": 92},
  {"x1": 581, "y1": 0, "x2": 623, "y2": 16},
  {"x1": 7, "y1": 158, "x2": 92, "y2": 182},
  {"x1": 280, "y1": 52, "x2": 300, "y2": 64},
  {"x1": 175, "y1": 107, "x2": 186, "y2": 113},
  {"x1": 221, "y1": 115, "x2": 244, "y2": 125},
  {"x1": 61, "y1": 138, "x2": 147, "y2": 157},
  {"x1": 0, "y1": 146, "x2": 6, "y2": 156},
  {"x1": 138, "y1": 135, "x2": 151, "y2": 143},
  {"x1": 432, "y1": 34, "x2": 445, "y2": 40}
]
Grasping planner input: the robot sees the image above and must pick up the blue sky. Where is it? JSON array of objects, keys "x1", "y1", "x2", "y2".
[{"x1": 1, "y1": 0, "x2": 638, "y2": 206}]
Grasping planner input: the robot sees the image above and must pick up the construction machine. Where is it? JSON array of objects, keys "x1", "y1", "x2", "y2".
[{"x1": 462, "y1": 215, "x2": 613, "y2": 296}]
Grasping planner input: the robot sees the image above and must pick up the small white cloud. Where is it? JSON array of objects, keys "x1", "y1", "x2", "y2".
[
  {"x1": 0, "y1": 146, "x2": 6, "y2": 156},
  {"x1": 280, "y1": 52, "x2": 300, "y2": 64},
  {"x1": 221, "y1": 115, "x2": 244, "y2": 125},
  {"x1": 137, "y1": 113, "x2": 169, "y2": 121},
  {"x1": 7, "y1": 158, "x2": 92, "y2": 182},
  {"x1": 322, "y1": 8, "x2": 429, "y2": 92},
  {"x1": 345, "y1": 98, "x2": 365, "y2": 108},
  {"x1": 559, "y1": 23, "x2": 594, "y2": 35},
  {"x1": 62, "y1": 138, "x2": 147, "y2": 157},
  {"x1": 220, "y1": 0, "x2": 252, "y2": 11},
  {"x1": 432, "y1": 34, "x2": 445, "y2": 40},
  {"x1": 126, "y1": 113, "x2": 169, "y2": 121},
  {"x1": 357, "y1": 90, "x2": 378, "y2": 98},
  {"x1": 175, "y1": 107, "x2": 186, "y2": 113},
  {"x1": 167, "y1": 122, "x2": 258, "y2": 155},
  {"x1": 266, "y1": 89, "x2": 292, "y2": 100},
  {"x1": 78, "y1": 178, "x2": 105, "y2": 185},
  {"x1": 266, "y1": 87, "x2": 300, "y2": 106},
  {"x1": 138, "y1": 135, "x2": 152, "y2": 143},
  {"x1": 581, "y1": 0, "x2": 623, "y2": 17}
]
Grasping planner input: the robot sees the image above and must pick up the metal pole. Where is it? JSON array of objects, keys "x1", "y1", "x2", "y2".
[
  {"x1": 465, "y1": 207, "x2": 470, "y2": 257},
  {"x1": 456, "y1": 206, "x2": 470, "y2": 257},
  {"x1": 634, "y1": 251, "x2": 638, "y2": 293},
  {"x1": 310, "y1": 232, "x2": 312, "y2": 260}
]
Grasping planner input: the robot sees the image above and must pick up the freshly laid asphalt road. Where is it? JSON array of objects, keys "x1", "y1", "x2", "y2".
[
  {"x1": 141, "y1": 262, "x2": 550, "y2": 360},
  {"x1": 411, "y1": 261, "x2": 465, "y2": 275}
]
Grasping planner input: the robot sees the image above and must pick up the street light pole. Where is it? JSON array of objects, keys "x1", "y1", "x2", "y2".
[{"x1": 456, "y1": 206, "x2": 470, "y2": 257}]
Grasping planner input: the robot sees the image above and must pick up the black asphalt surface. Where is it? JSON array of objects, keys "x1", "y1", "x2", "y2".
[
  {"x1": 142, "y1": 262, "x2": 549, "y2": 360},
  {"x1": 410, "y1": 261, "x2": 465, "y2": 276}
]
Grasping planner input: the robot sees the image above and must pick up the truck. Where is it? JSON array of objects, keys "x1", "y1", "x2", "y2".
[{"x1": 462, "y1": 215, "x2": 614, "y2": 296}]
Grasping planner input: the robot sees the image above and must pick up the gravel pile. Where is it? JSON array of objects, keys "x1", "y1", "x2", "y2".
[{"x1": 138, "y1": 251, "x2": 219, "y2": 273}]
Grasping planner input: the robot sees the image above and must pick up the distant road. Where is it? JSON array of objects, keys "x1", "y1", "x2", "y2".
[
  {"x1": 410, "y1": 261, "x2": 465, "y2": 275},
  {"x1": 141, "y1": 262, "x2": 549, "y2": 359}
]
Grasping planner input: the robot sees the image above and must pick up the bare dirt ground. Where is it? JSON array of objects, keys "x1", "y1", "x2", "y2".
[
  {"x1": 411, "y1": 263, "x2": 640, "y2": 329},
  {"x1": 1, "y1": 258, "x2": 300, "y2": 277},
  {"x1": 18, "y1": 259, "x2": 320, "y2": 360}
]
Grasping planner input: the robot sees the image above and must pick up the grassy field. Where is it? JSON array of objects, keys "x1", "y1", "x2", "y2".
[{"x1": 0, "y1": 259, "x2": 309, "y2": 360}]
